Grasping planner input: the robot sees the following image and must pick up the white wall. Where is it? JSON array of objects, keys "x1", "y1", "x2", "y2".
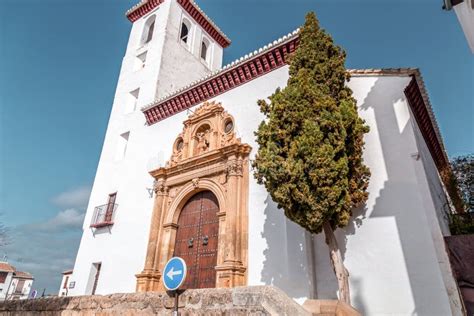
[
  {"x1": 7, "y1": 278, "x2": 33, "y2": 299},
  {"x1": 69, "y1": 0, "x2": 221, "y2": 296},
  {"x1": 0, "y1": 272, "x2": 13, "y2": 299},
  {"x1": 454, "y1": 0, "x2": 474, "y2": 53},
  {"x1": 68, "y1": 1, "x2": 457, "y2": 314},
  {"x1": 58, "y1": 274, "x2": 70, "y2": 296}
]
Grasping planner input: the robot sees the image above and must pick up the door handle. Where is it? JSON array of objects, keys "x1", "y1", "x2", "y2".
[{"x1": 202, "y1": 235, "x2": 209, "y2": 246}]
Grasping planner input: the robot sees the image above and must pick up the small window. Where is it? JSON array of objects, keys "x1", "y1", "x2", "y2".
[
  {"x1": 180, "y1": 22, "x2": 189, "y2": 43},
  {"x1": 115, "y1": 132, "x2": 130, "y2": 161},
  {"x1": 125, "y1": 88, "x2": 140, "y2": 114},
  {"x1": 145, "y1": 21, "x2": 155, "y2": 43},
  {"x1": 140, "y1": 15, "x2": 156, "y2": 46},
  {"x1": 201, "y1": 41, "x2": 207, "y2": 60},
  {"x1": 134, "y1": 52, "x2": 147, "y2": 71},
  {"x1": 90, "y1": 193, "x2": 117, "y2": 228},
  {"x1": 0, "y1": 272, "x2": 7, "y2": 284}
]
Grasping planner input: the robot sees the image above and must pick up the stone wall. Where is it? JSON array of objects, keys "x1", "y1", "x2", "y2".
[{"x1": 0, "y1": 286, "x2": 310, "y2": 316}]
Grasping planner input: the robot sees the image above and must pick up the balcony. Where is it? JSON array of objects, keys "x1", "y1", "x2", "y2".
[{"x1": 90, "y1": 203, "x2": 117, "y2": 228}]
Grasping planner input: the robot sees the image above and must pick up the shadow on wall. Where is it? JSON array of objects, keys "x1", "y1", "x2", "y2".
[
  {"x1": 334, "y1": 77, "x2": 445, "y2": 315},
  {"x1": 260, "y1": 195, "x2": 315, "y2": 300},
  {"x1": 258, "y1": 77, "x2": 449, "y2": 315}
]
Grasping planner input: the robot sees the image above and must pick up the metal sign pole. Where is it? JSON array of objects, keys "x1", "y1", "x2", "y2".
[{"x1": 173, "y1": 290, "x2": 179, "y2": 316}]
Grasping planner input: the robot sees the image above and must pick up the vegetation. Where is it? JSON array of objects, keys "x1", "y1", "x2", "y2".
[
  {"x1": 253, "y1": 12, "x2": 370, "y2": 304},
  {"x1": 447, "y1": 154, "x2": 473, "y2": 234}
]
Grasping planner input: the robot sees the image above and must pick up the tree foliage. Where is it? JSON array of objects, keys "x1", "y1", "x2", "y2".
[
  {"x1": 253, "y1": 12, "x2": 370, "y2": 234},
  {"x1": 450, "y1": 154, "x2": 473, "y2": 212}
]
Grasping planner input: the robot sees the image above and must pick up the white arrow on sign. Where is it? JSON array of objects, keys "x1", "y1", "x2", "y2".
[{"x1": 166, "y1": 267, "x2": 183, "y2": 280}]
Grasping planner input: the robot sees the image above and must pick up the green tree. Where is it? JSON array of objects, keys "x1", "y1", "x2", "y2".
[
  {"x1": 253, "y1": 12, "x2": 370, "y2": 304},
  {"x1": 450, "y1": 154, "x2": 473, "y2": 212}
]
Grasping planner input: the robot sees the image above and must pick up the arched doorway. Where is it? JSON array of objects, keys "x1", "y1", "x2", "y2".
[{"x1": 173, "y1": 190, "x2": 219, "y2": 289}]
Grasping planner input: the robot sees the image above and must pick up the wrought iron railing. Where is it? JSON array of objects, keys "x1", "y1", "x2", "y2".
[{"x1": 90, "y1": 203, "x2": 118, "y2": 228}]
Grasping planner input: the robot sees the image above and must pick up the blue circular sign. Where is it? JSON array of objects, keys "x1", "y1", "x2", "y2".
[{"x1": 163, "y1": 257, "x2": 187, "y2": 291}]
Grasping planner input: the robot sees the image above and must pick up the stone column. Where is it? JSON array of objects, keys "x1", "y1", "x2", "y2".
[
  {"x1": 136, "y1": 179, "x2": 168, "y2": 292},
  {"x1": 216, "y1": 155, "x2": 246, "y2": 287}
]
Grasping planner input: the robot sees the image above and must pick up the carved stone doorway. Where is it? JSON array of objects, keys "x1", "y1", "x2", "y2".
[
  {"x1": 174, "y1": 191, "x2": 219, "y2": 289},
  {"x1": 136, "y1": 101, "x2": 251, "y2": 292}
]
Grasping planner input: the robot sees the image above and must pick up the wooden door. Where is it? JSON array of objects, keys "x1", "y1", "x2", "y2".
[
  {"x1": 173, "y1": 191, "x2": 219, "y2": 289},
  {"x1": 105, "y1": 192, "x2": 116, "y2": 222}
]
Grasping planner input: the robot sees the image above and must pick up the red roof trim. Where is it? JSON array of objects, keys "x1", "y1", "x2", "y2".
[
  {"x1": 126, "y1": 0, "x2": 164, "y2": 23},
  {"x1": 143, "y1": 36, "x2": 299, "y2": 125},
  {"x1": 126, "y1": 0, "x2": 230, "y2": 48},
  {"x1": 404, "y1": 76, "x2": 449, "y2": 169}
]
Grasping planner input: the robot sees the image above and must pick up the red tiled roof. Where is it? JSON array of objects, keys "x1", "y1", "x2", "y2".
[
  {"x1": 125, "y1": 0, "x2": 231, "y2": 48},
  {"x1": 141, "y1": 30, "x2": 448, "y2": 174},
  {"x1": 14, "y1": 271, "x2": 34, "y2": 279},
  {"x1": 62, "y1": 269, "x2": 73, "y2": 275},
  {"x1": 0, "y1": 262, "x2": 15, "y2": 273}
]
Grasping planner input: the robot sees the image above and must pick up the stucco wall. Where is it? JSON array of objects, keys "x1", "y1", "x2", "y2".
[{"x1": 68, "y1": 1, "x2": 457, "y2": 314}]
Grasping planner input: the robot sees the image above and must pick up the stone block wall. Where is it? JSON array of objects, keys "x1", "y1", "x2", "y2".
[{"x1": 0, "y1": 286, "x2": 310, "y2": 316}]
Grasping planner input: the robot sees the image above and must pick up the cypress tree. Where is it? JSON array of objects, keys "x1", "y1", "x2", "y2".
[{"x1": 253, "y1": 12, "x2": 370, "y2": 304}]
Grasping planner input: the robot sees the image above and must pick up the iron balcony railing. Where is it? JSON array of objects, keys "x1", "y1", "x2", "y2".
[{"x1": 90, "y1": 203, "x2": 118, "y2": 228}]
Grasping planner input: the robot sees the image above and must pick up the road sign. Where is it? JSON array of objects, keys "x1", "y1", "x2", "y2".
[{"x1": 163, "y1": 257, "x2": 187, "y2": 291}]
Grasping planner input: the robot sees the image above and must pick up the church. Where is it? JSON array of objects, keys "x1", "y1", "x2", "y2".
[{"x1": 67, "y1": 0, "x2": 463, "y2": 314}]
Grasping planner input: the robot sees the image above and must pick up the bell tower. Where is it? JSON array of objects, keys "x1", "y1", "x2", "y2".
[
  {"x1": 68, "y1": 0, "x2": 230, "y2": 296},
  {"x1": 121, "y1": 0, "x2": 230, "y2": 109}
]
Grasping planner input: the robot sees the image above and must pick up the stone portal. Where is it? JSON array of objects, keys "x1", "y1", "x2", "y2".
[{"x1": 136, "y1": 101, "x2": 251, "y2": 291}]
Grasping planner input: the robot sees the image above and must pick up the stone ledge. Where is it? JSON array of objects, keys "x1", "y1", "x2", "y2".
[{"x1": 0, "y1": 286, "x2": 310, "y2": 316}]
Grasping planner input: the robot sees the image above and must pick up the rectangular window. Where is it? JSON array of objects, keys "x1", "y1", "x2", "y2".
[
  {"x1": 14, "y1": 280, "x2": 25, "y2": 294},
  {"x1": 125, "y1": 89, "x2": 139, "y2": 114},
  {"x1": 90, "y1": 192, "x2": 117, "y2": 228},
  {"x1": 63, "y1": 276, "x2": 69, "y2": 289},
  {"x1": 115, "y1": 131, "x2": 130, "y2": 161},
  {"x1": 0, "y1": 272, "x2": 7, "y2": 284}
]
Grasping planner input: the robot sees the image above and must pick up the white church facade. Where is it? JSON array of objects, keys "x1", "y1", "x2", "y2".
[{"x1": 67, "y1": 0, "x2": 463, "y2": 314}]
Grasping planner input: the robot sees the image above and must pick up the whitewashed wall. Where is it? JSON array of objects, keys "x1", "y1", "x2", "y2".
[
  {"x1": 68, "y1": 0, "x2": 459, "y2": 314},
  {"x1": 0, "y1": 271, "x2": 13, "y2": 300},
  {"x1": 68, "y1": 0, "x2": 222, "y2": 296}
]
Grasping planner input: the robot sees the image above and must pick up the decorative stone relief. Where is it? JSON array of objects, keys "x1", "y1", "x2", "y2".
[{"x1": 136, "y1": 101, "x2": 252, "y2": 292}]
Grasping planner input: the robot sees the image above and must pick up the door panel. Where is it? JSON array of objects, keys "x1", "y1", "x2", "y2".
[{"x1": 173, "y1": 191, "x2": 219, "y2": 289}]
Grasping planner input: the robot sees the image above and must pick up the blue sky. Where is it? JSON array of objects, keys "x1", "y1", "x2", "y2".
[{"x1": 0, "y1": 0, "x2": 472, "y2": 294}]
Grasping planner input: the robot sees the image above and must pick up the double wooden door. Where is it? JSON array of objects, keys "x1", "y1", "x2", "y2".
[{"x1": 173, "y1": 191, "x2": 219, "y2": 289}]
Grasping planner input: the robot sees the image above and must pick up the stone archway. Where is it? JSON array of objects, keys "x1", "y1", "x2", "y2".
[{"x1": 136, "y1": 101, "x2": 251, "y2": 292}]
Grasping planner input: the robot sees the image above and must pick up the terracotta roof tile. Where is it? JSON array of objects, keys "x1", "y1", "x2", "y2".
[
  {"x1": 0, "y1": 262, "x2": 15, "y2": 273},
  {"x1": 14, "y1": 271, "x2": 34, "y2": 279}
]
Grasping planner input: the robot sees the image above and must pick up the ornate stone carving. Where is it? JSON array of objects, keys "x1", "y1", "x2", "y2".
[
  {"x1": 192, "y1": 178, "x2": 200, "y2": 189},
  {"x1": 226, "y1": 159, "x2": 243, "y2": 176},
  {"x1": 137, "y1": 101, "x2": 252, "y2": 292},
  {"x1": 153, "y1": 180, "x2": 168, "y2": 195}
]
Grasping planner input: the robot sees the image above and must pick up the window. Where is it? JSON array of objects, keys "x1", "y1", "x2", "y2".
[
  {"x1": 134, "y1": 52, "x2": 147, "y2": 71},
  {"x1": 201, "y1": 41, "x2": 207, "y2": 60},
  {"x1": 115, "y1": 132, "x2": 130, "y2": 161},
  {"x1": 90, "y1": 192, "x2": 117, "y2": 228},
  {"x1": 145, "y1": 21, "x2": 155, "y2": 43},
  {"x1": 200, "y1": 37, "x2": 211, "y2": 65},
  {"x1": 0, "y1": 272, "x2": 7, "y2": 284},
  {"x1": 14, "y1": 280, "x2": 25, "y2": 294},
  {"x1": 125, "y1": 89, "x2": 139, "y2": 113},
  {"x1": 140, "y1": 15, "x2": 156, "y2": 46},
  {"x1": 63, "y1": 276, "x2": 69, "y2": 289},
  {"x1": 180, "y1": 22, "x2": 189, "y2": 43},
  {"x1": 85, "y1": 263, "x2": 101, "y2": 295}
]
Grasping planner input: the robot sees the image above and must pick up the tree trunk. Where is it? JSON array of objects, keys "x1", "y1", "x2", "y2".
[{"x1": 323, "y1": 221, "x2": 350, "y2": 305}]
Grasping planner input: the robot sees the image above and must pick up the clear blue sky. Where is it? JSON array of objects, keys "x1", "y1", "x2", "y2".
[{"x1": 0, "y1": 0, "x2": 472, "y2": 294}]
